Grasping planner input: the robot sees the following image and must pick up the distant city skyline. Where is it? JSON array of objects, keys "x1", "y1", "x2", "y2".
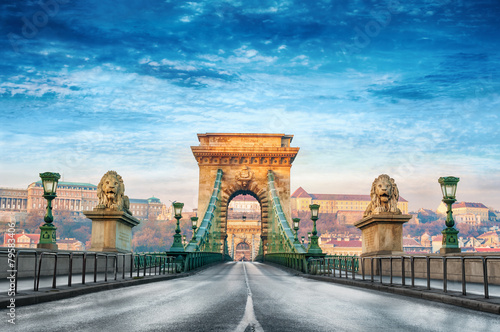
[{"x1": 1, "y1": 1, "x2": 499, "y2": 212}]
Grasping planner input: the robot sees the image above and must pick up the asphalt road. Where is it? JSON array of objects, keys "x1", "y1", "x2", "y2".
[{"x1": 3, "y1": 262, "x2": 500, "y2": 332}]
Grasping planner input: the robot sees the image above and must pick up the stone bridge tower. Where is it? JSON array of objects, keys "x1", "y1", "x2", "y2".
[{"x1": 191, "y1": 133, "x2": 299, "y2": 243}]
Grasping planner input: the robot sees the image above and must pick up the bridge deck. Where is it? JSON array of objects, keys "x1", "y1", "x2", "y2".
[{"x1": 3, "y1": 262, "x2": 499, "y2": 331}]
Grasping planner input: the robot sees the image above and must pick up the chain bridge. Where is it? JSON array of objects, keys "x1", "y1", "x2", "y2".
[{"x1": 2, "y1": 133, "x2": 500, "y2": 330}]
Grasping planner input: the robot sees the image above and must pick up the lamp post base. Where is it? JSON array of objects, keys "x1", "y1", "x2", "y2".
[
  {"x1": 170, "y1": 233, "x2": 185, "y2": 252},
  {"x1": 440, "y1": 227, "x2": 461, "y2": 254},
  {"x1": 38, "y1": 223, "x2": 58, "y2": 250}
]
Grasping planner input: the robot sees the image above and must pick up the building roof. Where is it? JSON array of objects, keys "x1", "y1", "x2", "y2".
[
  {"x1": 292, "y1": 187, "x2": 408, "y2": 202},
  {"x1": 130, "y1": 199, "x2": 149, "y2": 204},
  {"x1": 324, "y1": 239, "x2": 362, "y2": 247},
  {"x1": 453, "y1": 202, "x2": 488, "y2": 209},
  {"x1": 34, "y1": 181, "x2": 97, "y2": 188},
  {"x1": 147, "y1": 197, "x2": 161, "y2": 203},
  {"x1": 57, "y1": 238, "x2": 83, "y2": 244},
  {"x1": 291, "y1": 187, "x2": 312, "y2": 198},
  {"x1": 310, "y1": 193, "x2": 407, "y2": 202},
  {"x1": 3, "y1": 233, "x2": 40, "y2": 244},
  {"x1": 231, "y1": 195, "x2": 258, "y2": 202},
  {"x1": 432, "y1": 235, "x2": 443, "y2": 242},
  {"x1": 475, "y1": 248, "x2": 500, "y2": 252},
  {"x1": 403, "y1": 237, "x2": 423, "y2": 247}
]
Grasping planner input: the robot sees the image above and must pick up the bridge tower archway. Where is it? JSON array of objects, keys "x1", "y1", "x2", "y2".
[{"x1": 191, "y1": 133, "x2": 299, "y2": 249}]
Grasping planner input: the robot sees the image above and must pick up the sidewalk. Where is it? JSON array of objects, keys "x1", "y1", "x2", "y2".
[{"x1": 1, "y1": 272, "x2": 190, "y2": 308}]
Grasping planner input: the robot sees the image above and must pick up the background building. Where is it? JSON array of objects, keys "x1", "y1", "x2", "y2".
[
  {"x1": 437, "y1": 201, "x2": 489, "y2": 224},
  {"x1": 27, "y1": 181, "x2": 98, "y2": 216},
  {"x1": 291, "y1": 187, "x2": 408, "y2": 215},
  {"x1": 1, "y1": 181, "x2": 167, "y2": 221},
  {"x1": 3, "y1": 232, "x2": 39, "y2": 248}
]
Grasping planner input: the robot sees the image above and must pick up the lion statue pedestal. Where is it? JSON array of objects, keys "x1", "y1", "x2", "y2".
[
  {"x1": 354, "y1": 174, "x2": 411, "y2": 257},
  {"x1": 84, "y1": 171, "x2": 140, "y2": 253}
]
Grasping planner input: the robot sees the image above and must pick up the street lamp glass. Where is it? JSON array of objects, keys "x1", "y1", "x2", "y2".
[
  {"x1": 191, "y1": 217, "x2": 198, "y2": 228},
  {"x1": 438, "y1": 177, "x2": 460, "y2": 199},
  {"x1": 309, "y1": 204, "x2": 320, "y2": 218},
  {"x1": 308, "y1": 232, "x2": 311, "y2": 239},
  {"x1": 172, "y1": 202, "x2": 184, "y2": 217},
  {"x1": 39, "y1": 172, "x2": 61, "y2": 195},
  {"x1": 242, "y1": 215, "x2": 246, "y2": 222},
  {"x1": 293, "y1": 218, "x2": 300, "y2": 228}
]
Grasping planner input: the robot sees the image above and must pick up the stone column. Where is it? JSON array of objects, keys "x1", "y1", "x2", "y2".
[
  {"x1": 354, "y1": 213, "x2": 412, "y2": 256},
  {"x1": 84, "y1": 210, "x2": 140, "y2": 253}
]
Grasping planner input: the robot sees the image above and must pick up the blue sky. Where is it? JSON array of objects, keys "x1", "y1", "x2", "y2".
[{"x1": 1, "y1": 0, "x2": 499, "y2": 211}]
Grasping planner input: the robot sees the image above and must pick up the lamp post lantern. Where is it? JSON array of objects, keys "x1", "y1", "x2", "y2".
[
  {"x1": 190, "y1": 217, "x2": 198, "y2": 243},
  {"x1": 301, "y1": 236, "x2": 305, "y2": 245},
  {"x1": 293, "y1": 218, "x2": 301, "y2": 244},
  {"x1": 438, "y1": 176, "x2": 461, "y2": 254},
  {"x1": 37, "y1": 172, "x2": 60, "y2": 250},
  {"x1": 242, "y1": 215, "x2": 246, "y2": 222},
  {"x1": 307, "y1": 204, "x2": 323, "y2": 254},
  {"x1": 170, "y1": 202, "x2": 185, "y2": 252}
]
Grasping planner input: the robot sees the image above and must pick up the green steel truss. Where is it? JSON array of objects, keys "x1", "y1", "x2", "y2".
[
  {"x1": 185, "y1": 169, "x2": 224, "y2": 254},
  {"x1": 265, "y1": 170, "x2": 307, "y2": 255}
]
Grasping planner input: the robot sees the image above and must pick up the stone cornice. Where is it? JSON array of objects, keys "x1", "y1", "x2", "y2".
[{"x1": 191, "y1": 147, "x2": 299, "y2": 166}]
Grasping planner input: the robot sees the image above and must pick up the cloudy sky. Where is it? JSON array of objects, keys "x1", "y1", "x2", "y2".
[{"x1": 1, "y1": 0, "x2": 499, "y2": 212}]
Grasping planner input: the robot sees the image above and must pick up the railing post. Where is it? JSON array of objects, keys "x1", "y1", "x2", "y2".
[
  {"x1": 443, "y1": 257, "x2": 447, "y2": 293},
  {"x1": 352, "y1": 257, "x2": 355, "y2": 280},
  {"x1": 52, "y1": 254, "x2": 58, "y2": 289},
  {"x1": 426, "y1": 256, "x2": 431, "y2": 290},
  {"x1": 82, "y1": 252, "x2": 87, "y2": 285},
  {"x1": 69, "y1": 252, "x2": 73, "y2": 287},
  {"x1": 36, "y1": 253, "x2": 43, "y2": 291},
  {"x1": 483, "y1": 257, "x2": 489, "y2": 299},
  {"x1": 461, "y1": 256, "x2": 466, "y2": 296},
  {"x1": 411, "y1": 256, "x2": 415, "y2": 287},
  {"x1": 130, "y1": 253, "x2": 134, "y2": 278},
  {"x1": 114, "y1": 255, "x2": 118, "y2": 281},
  {"x1": 361, "y1": 257, "x2": 365, "y2": 281},
  {"x1": 401, "y1": 256, "x2": 405, "y2": 286},
  {"x1": 105, "y1": 255, "x2": 108, "y2": 282},
  {"x1": 389, "y1": 257, "x2": 393, "y2": 285},
  {"x1": 94, "y1": 254, "x2": 98, "y2": 283},
  {"x1": 378, "y1": 258, "x2": 383, "y2": 284},
  {"x1": 370, "y1": 258, "x2": 373, "y2": 282}
]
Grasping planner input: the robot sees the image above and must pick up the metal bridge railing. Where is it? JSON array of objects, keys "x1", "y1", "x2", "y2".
[
  {"x1": 2, "y1": 249, "x2": 136, "y2": 293},
  {"x1": 308, "y1": 255, "x2": 359, "y2": 278},
  {"x1": 307, "y1": 254, "x2": 500, "y2": 300}
]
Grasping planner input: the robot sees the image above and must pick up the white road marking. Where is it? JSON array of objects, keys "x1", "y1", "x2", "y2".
[{"x1": 235, "y1": 263, "x2": 264, "y2": 332}]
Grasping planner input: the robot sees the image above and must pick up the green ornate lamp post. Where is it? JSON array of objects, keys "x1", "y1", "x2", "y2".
[
  {"x1": 170, "y1": 202, "x2": 185, "y2": 252},
  {"x1": 293, "y1": 218, "x2": 301, "y2": 244},
  {"x1": 438, "y1": 176, "x2": 461, "y2": 254},
  {"x1": 307, "y1": 204, "x2": 323, "y2": 254},
  {"x1": 190, "y1": 217, "x2": 198, "y2": 243},
  {"x1": 37, "y1": 172, "x2": 60, "y2": 250}
]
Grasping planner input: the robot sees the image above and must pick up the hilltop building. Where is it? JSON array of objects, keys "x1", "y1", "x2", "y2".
[
  {"x1": 0, "y1": 181, "x2": 167, "y2": 221},
  {"x1": 437, "y1": 201, "x2": 489, "y2": 225},
  {"x1": 291, "y1": 187, "x2": 408, "y2": 216}
]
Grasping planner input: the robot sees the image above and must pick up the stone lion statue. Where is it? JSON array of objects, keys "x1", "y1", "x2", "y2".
[
  {"x1": 363, "y1": 174, "x2": 401, "y2": 217},
  {"x1": 96, "y1": 170, "x2": 131, "y2": 214}
]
